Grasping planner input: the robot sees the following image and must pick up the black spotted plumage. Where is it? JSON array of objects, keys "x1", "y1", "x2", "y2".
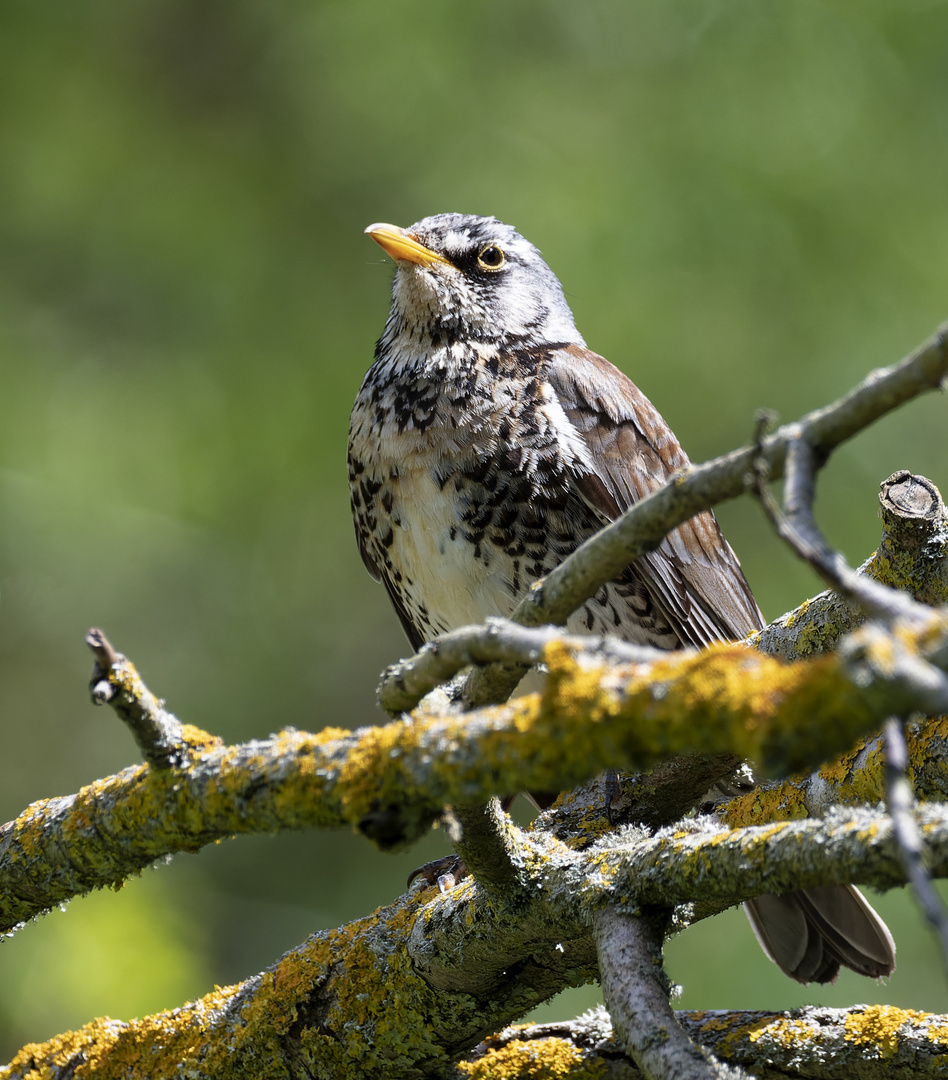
[{"x1": 348, "y1": 212, "x2": 895, "y2": 985}]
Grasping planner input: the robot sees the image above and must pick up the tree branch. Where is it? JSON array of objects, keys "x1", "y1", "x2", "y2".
[
  {"x1": 717, "y1": 715, "x2": 948, "y2": 829},
  {"x1": 5, "y1": 602, "x2": 948, "y2": 932},
  {"x1": 577, "y1": 802, "x2": 948, "y2": 912},
  {"x1": 85, "y1": 627, "x2": 210, "y2": 770},
  {"x1": 3, "y1": 330, "x2": 947, "y2": 1077},
  {"x1": 591, "y1": 904, "x2": 742, "y2": 1080},
  {"x1": 468, "y1": 1004, "x2": 948, "y2": 1079}
]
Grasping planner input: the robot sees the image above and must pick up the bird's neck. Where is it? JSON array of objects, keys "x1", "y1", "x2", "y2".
[{"x1": 372, "y1": 316, "x2": 470, "y2": 381}]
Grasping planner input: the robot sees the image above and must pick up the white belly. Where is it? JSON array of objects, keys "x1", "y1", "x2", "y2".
[{"x1": 385, "y1": 465, "x2": 518, "y2": 634}]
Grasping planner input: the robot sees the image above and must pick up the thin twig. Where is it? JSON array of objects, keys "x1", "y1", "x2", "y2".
[
  {"x1": 750, "y1": 471, "x2": 948, "y2": 659},
  {"x1": 378, "y1": 618, "x2": 668, "y2": 715},
  {"x1": 884, "y1": 717, "x2": 948, "y2": 975},
  {"x1": 86, "y1": 628, "x2": 193, "y2": 770},
  {"x1": 751, "y1": 438, "x2": 923, "y2": 625}
]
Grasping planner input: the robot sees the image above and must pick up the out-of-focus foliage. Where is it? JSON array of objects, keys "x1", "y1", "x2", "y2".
[{"x1": 1, "y1": 0, "x2": 947, "y2": 1057}]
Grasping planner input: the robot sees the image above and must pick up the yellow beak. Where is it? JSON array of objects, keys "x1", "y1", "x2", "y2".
[{"x1": 365, "y1": 223, "x2": 451, "y2": 268}]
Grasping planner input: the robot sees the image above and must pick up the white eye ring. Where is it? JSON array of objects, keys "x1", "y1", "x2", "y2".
[{"x1": 477, "y1": 245, "x2": 506, "y2": 271}]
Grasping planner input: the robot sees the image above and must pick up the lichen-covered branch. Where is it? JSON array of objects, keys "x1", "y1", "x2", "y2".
[
  {"x1": 85, "y1": 627, "x2": 202, "y2": 770},
  {"x1": 577, "y1": 802, "x2": 948, "y2": 911},
  {"x1": 718, "y1": 715, "x2": 948, "y2": 829},
  {"x1": 0, "y1": 889, "x2": 591, "y2": 1080},
  {"x1": 5, "y1": 800, "x2": 947, "y2": 1079},
  {"x1": 461, "y1": 1004, "x2": 948, "y2": 1079},
  {"x1": 4, "y1": 603, "x2": 948, "y2": 932}
]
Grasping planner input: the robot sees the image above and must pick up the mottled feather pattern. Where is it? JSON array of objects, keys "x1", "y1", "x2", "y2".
[
  {"x1": 350, "y1": 333, "x2": 761, "y2": 651},
  {"x1": 349, "y1": 339, "x2": 673, "y2": 648}
]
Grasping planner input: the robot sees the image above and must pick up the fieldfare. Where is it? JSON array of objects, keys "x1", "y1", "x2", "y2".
[{"x1": 348, "y1": 212, "x2": 896, "y2": 984}]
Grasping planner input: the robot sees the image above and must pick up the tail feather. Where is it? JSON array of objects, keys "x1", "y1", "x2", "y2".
[{"x1": 744, "y1": 885, "x2": 896, "y2": 984}]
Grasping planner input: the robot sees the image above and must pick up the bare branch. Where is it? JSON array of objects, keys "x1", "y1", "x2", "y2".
[
  {"x1": 591, "y1": 904, "x2": 741, "y2": 1080},
  {"x1": 750, "y1": 471, "x2": 948, "y2": 660},
  {"x1": 751, "y1": 438, "x2": 922, "y2": 625},
  {"x1": 884, "y1": 717, "x2": 948, "y2": 973},
  {"x1": 379, "y1": 619, "x2": 666, "y2": 715}
]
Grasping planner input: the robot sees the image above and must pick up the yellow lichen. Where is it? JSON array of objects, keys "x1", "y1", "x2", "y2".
[
  {"x1": 843, "y1": 1004, "x2": 926, "y2": 1057},
  {"x1": 746, "y1": 1016, "x2": 815, "y2": 1046},
  {"x1": 0, "y1": 895, "x2": 447, "y2": 1080},
  {"x1": 697, "y1": 1011, "x2": 767, "y2": 1056},
  {"x1": 458, "y1": 1036, "x2": 603, "y2": 1078},
  {"x1": 175, "y1": 724, "x2": 224, "y2": 753},
  {"x1": 910, "y1": 716, "x2": 948, "y2": 781},
  {"x1": 720, "y1": 781, "x2": 809, "y2": 829},
  {"x1": 699, "y1": 1012, "x2": 743, "y2": 1035}
]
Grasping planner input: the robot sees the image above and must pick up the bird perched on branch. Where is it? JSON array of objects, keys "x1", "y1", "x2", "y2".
[{"x1": 348, "y1": 211, "x2": 895, "y2": 984}]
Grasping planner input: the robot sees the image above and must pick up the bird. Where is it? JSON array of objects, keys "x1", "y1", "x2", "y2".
[{"x1": 348, "y1": 211, "x2": 896, "y2": 984}]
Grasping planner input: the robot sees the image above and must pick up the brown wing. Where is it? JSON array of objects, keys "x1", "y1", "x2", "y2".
[{"x1": 546, "y1": 344, "x2": 764, "y2": 646}]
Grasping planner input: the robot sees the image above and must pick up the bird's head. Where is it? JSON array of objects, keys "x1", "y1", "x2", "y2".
[{"x1": 366, "y1": 213, "x2": 584, "y2": 351}]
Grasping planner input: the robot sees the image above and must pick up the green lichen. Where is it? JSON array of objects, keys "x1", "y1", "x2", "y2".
[{"x1": 0, "y1": 894, "x2": 453, "y2": 1080}]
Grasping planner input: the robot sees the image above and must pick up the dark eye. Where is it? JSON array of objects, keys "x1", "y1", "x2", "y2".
[{"x1": 477, "y1": 244, "x2": 506, "y2": 271}]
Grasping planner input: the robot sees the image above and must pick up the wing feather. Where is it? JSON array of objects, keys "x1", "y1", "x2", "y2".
[{"x1": 546, "y1": 344, "x2": 764, "y2": 646}]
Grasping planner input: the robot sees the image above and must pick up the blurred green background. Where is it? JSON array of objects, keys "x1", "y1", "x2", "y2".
[{"x1": 2, "y1": 0, "x2": 948, "y2": 1059}]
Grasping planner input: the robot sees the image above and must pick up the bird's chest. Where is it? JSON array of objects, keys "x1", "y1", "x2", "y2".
[{"x1": 348, "y1": 362, "x2": 579, "y2": 633}]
